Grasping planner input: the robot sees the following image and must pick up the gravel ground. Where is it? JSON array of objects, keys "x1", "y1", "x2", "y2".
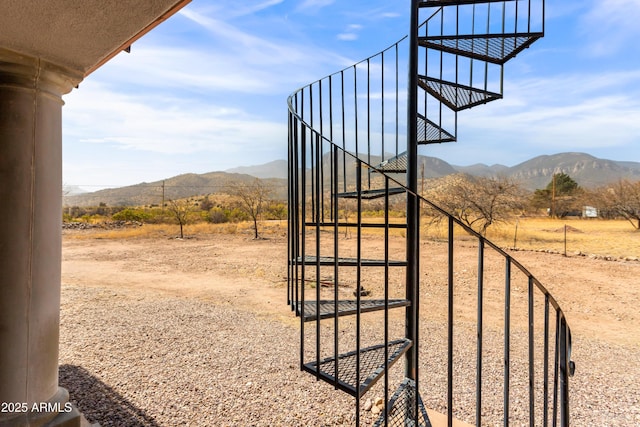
[
  {"x1": 59, "y1": 233, "x2": 640, "y2": 426},
  {"x1": 59, "y1": 285, "x2": 356, "y2": 426}
]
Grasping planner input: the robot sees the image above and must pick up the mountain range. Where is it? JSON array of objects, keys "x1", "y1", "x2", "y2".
[
  {"x1": 228, "y1": 152, "x2": 640, "y2": 189},
  {"x1": 65, "y1": 152, "x2": 640, "y2": 207}
]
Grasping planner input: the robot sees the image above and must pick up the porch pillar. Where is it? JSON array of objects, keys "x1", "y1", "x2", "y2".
[{"x1": 0, "y1": 49, "x2": 85, "y2": 427}]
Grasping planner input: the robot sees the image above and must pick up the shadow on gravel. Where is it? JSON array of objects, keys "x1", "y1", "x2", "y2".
[{"x1": 59, "y1": 364, "x2": 160, "y2": 427}]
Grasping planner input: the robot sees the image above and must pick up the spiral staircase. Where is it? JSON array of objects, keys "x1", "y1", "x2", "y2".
[{"x1": 287, "y1": 1, "x2": 574, "y2": 426}]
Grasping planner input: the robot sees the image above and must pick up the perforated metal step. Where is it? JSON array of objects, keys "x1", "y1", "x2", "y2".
[
  {"x1": 295, "y1": 256, "x2": 407, "y2": 267},
  {"x1": 420, "y1": 33, "x2": 543, "y2": 64},
  {"x1": 419, "y1": 75, "x2": 502, "y2": 112},
  {"x1": 373, "y1": 151, "x2": 408, "y2": 174},
  {"x1": 417, "y1": 113, "x2": 455, "y2": 144},
  {"x1": 303, "y1": 339, "x2": 412, "y2": 397},
  {"x1": 305, "y1": 222, "x2": 407, "y2": 229},
  {"x1": 373, "y1": 378, "x2": 432, "y2": 427},
  {"x1": 296, "y1": 299, "x2": 411, "y2": 321},
  {"x1": 338, "y1": 187, "x2": 406, "y2": 199}
]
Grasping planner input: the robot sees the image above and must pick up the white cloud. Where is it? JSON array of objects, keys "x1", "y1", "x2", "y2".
[
  {"x1": 337, "y1": 33, "x2": 358, "y2": 41},
  {"x1": 297, "y1": 0, "x2": 335, "y2": 12},
  {"x1": 458, "y1": 70, "x2": 640, "y2": 153},
  {"x1": 64, "y1": 83, "x2": 285, "y2": 155},
  {"x1": 179, "y1": 0, "x2": 285, "y2": 20},
  {"x1": 580, "y1": 0, "x2": 640, "y2": 56},
  {"x1": 337, "y1": 23, "x2": 364, "y2": 41},
  {"x1": 172, "y1": 7, "x2": 354, "y2": 91},
  {"x1": 232, "y1": 0, "x2": 285, "y2": 17}
]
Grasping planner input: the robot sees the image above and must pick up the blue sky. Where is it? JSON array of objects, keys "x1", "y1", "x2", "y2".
[{"x1": 62, "y1": 0, "x2": 640, "y2": 190}]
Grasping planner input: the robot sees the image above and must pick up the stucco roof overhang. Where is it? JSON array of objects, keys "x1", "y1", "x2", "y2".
[{"x1": 0, "y1": 0, "x2": 190, "y2": 78}]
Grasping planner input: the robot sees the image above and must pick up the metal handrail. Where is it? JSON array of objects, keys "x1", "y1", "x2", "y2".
[
  {"x1": 289, "y1": 107, "x2": 573, "y2": 425},
  {"x1": 286, "y1": 1, "x2": 570, "y2": 424}
]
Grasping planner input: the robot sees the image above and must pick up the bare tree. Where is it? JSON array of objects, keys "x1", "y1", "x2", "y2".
[
  {"x1": 425, "y1": 174, "x2": 525, "y2": 236},
  {"x1": 229, "y1": 179, "x2": 273, "y2": 239},
  {"x1": 334, "y1": 197, "x2": 356, "y2": 238},
  {"x1": 597, "y1": 179, "x2": 640, "y2": 230},
  {"x1": 167, "y1": 199, "x2": 195, "y2": 238}
]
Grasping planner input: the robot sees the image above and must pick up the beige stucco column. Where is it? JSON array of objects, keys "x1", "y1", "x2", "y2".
[{"x1": 0, "y1": 49, "x2": 84, "y2": 427}]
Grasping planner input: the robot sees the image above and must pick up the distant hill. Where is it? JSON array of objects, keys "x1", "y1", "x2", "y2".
[
  {"x1": 418, "y1": 156, "x2": 459, "y2": 178},
  {"x1": 64, "y1": 152, "x2": 640, "y2": 207},
  {"x1": 454, "y1": 163, "x2": 510, "y2": 177},
  {"x1": 504, "y1": 152, "x2": 640, "y2": 190},
  {"x1": 63, "y1": 184, "x2": 89, "y2": 195},
  {"x1": 65, "y1": 171, "x2": 287, "y2": 207},
  {"x1": 226, "y1": 160, "x2": 287, "y2": 179},
  {"x1": 448, "y1": 152, "x2": 640, "y2": 190}
]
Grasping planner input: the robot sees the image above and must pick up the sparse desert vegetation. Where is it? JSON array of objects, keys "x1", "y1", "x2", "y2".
[
  {"x1": 58, "y1": 170, "x2": 640, "y2": 425},
  {"x1": 59, "y1": 216, "x2": 639, "y2": 426}
]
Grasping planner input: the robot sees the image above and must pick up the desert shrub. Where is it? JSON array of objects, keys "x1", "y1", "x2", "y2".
[
  {"x1": 199, "y1": 195, "x2": 215, "y2": 211},
  {"x1": 208, "y1": 207, "x2": 229, "y2": 224},
  {"x1": 227, "y1": 207, "x2": 249, "y2": 222},
  {"x1": 112, "y1": 208, "x2": 152, "y2": 223},
  {"x1": 264, "y1": 202, "x2": 287, "y2": 220}
]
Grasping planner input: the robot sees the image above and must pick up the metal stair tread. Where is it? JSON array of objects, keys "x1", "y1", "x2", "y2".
[
  {"x1": 295, "y1": 255, "x2": 407, "y2": 267},
  {"x1": 373, "y1": 378, "x2": 431, "y2": 427},
  {"x1": 337, "y1": 187, "x2": 406, "y2": 199},
  {"x1": 419, "y1": 75, "x2": 502, "y2": 112},
  {"x1": 304, "y1": 221, "x2": 408, "y2": 229},
  {"x1": 419, "y1": 33, "x2": 543, "y2": 64},
  {"x1": 296, "y1": 299, "x2": 411, "y2": 321},
  {"x1": 303, "y1": 339, "x2": 412, "y2": 397},
  {"x1": 373, "y1": 151, "x2": 408, "y2": 173},
  {"x1": 417, "y1": 112, "x2": 456, "y2": 144}
]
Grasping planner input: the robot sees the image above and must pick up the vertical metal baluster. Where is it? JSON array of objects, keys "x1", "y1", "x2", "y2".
[
  {"x1": 354, "y1": 65, "x2": 359, "y2": 160},
  {"x1": 552, "y1": 312, "x2": 560, "y2": 427},
  {"x1": 383, "y1": 176, "x2": 390, "y2": 427},
  {"x1": 341, "y1": 71, "x2": 347, "y2": 193},
  {"x1": 407, "y1": 0, "x2": 419, "y2": 383},
  {"x1": 477, "y1": 238, "x2": 485, "y2": 426},
  {"x1": 315, "y1": 131, "x2": 322, "y2": 379},
  {"x1": 457, "y1": 4, "x2": 462, "y2": 107},
  {"x1": 319, "y1": 80, "x2": 325, "y2": 223},
  {"x1": 502, "y1": 0, "x2": 508, "y2": 73},
  {"x1": 367, "y1": 58, "x2": 371, "y2": 188},
  {"x1": 309, "y1": 87, "x2": 316, "y2": 222},
  {"x1": 395, "y1": 43, "x2": 399, "y2": 156},
  {"x1": 381, "y1": 51, "x2": 385, "y2": 162},
  {"x1": 287, "y1": 112, "x2": 292, "y2": 307},
  {"x1": 333, "y1": 145, "x2": 340, "y2": 390},
  {"x1": 293, "y1": 110, "x2": 300, "y2": 313},
  {"x1": 355, "y1": 160, "x2": 362, "y2": 427},
  {"x1": 329, "y1": 76, "x2": 334, "y2": 221},
  {"x1": 559, "y1": 318, "x2": 570, "y2": 427},
  {"x1": 448, "y1": 217, "x2": 454, "y2": 427},
  {"x1": 515, "y1": 0, "x2": 520, "y2": 37},
  {"x1": 484, "y1": 1, "x2": 490, "y2": 97},
  {"x1": 544, "y1": 294, "x2": 550, "y2": 426},
  {"x1": 542, "y1": 0, "x2": 546, "y2": 35},
  {"x1": 504, "y1": 257, "x2": 511, "y2": 427},
  {"x1": 469, "y1": 4, "x2": 475, "y2": 108},
  {"x1": 300, "y1": 121, "x2": 307, "y2": 372},
  {"x1": 529, "y1": 276, "x2": 535, "y2": 427},
  {"x1": 529, "y1": 0, "x2": 533, "y2": 35}
]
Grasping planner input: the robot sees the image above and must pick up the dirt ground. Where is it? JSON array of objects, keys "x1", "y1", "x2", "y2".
[{"x1": 60, "y1": 225, "x2": 640, "y2": 425}]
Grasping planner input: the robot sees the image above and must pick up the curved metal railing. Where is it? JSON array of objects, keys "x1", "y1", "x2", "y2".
[{"x1": 286, "y1": 4, "x2": 572, "y2": 426}]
